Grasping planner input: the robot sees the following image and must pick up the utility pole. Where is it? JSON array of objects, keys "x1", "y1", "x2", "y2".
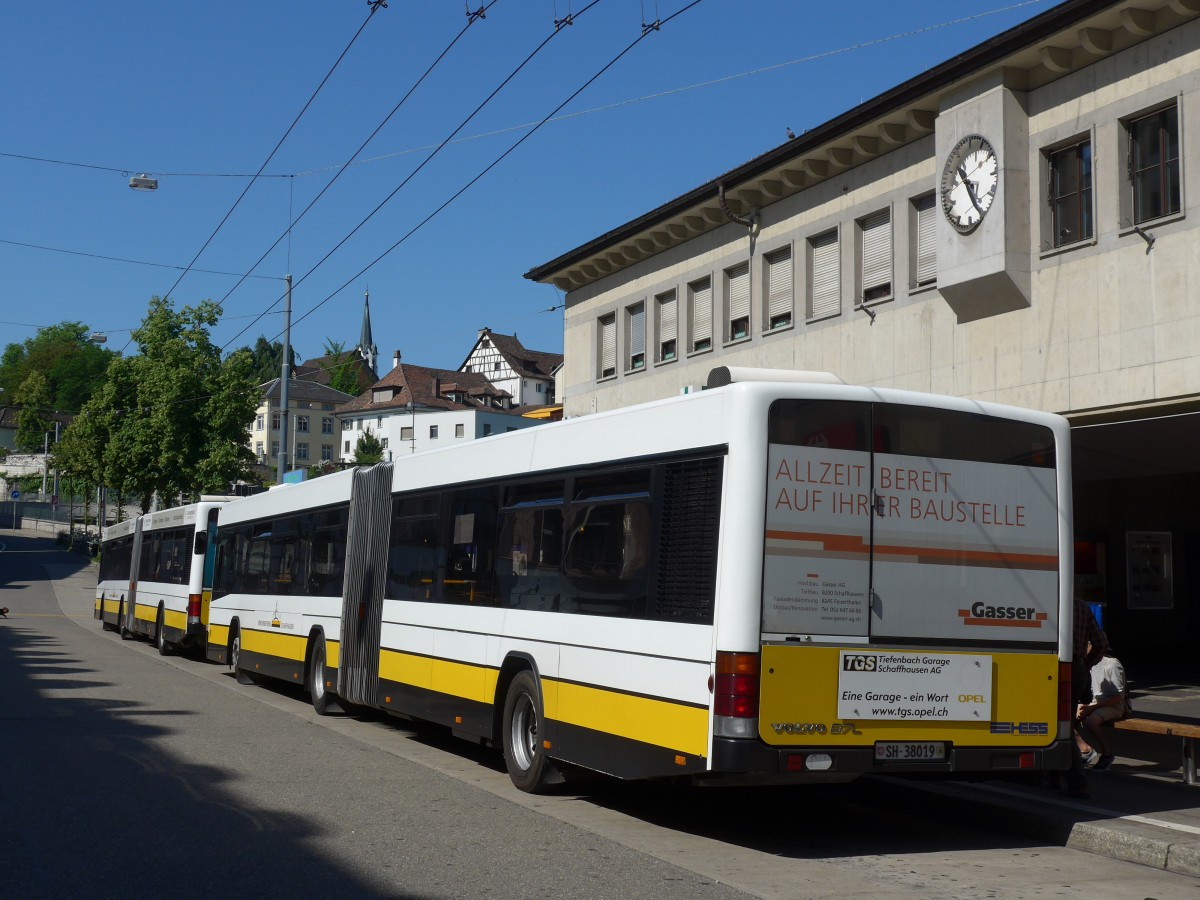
[{"x1": 276, "y1": 273, "x2": 292, "y2": 484}]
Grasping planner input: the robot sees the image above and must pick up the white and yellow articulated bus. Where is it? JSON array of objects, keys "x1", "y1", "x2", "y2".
[
  {"x1": 207, "y1": 368, "x2": 1074, "y2": 792},
  {"x1": 96, "y1": 498, "x2": 229, "y2": 654}
]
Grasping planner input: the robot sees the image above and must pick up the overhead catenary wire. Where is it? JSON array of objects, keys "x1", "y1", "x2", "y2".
[
  {"x1": 227, "y1": 0, "x2": 603, "y2": 352},
  {"x1": 115, "y1": 1, "x2": 389, "y2": 357},
  {"x1": 217, "y1": 0, "x2": 501, "y2": 352},
  {"x1": 282, "y1": 0, "x2": 705, "y2": 342}
]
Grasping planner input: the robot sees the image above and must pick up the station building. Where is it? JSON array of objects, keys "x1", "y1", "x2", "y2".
[{"x1": 526, "y1": 0, "x2": 1200, "y2": 660}]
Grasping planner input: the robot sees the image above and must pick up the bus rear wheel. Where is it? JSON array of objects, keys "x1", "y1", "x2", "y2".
[
  {"x1": 309, "y1": 639, "x2": 332, "y2": 716},
  {"x1": 231, "y1": 624, "x2": 255, "y2": 685},
  {"x1": 502, "y1": 670, "x2": 559, "y2": 793},
  {"x1": 155, "y1": 608, "x2": 173, "y2": 656}
]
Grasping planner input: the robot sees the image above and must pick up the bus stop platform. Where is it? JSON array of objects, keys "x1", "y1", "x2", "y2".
[
  {"x1": 883, "y1": 669, "x2": 1200, "y2": 879},
  {"x1": 16, "y1": 524, "x2": 1200, "y2": 880}
]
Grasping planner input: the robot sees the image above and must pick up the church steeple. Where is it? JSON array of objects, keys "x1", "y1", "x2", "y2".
[{"x1": 357, "y1": 289, "x2": 378, "y2": 378}]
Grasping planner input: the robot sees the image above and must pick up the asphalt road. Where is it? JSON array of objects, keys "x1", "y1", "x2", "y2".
[{"x1": 2, "y1": 530, "x2": 1197, "y2": 899}]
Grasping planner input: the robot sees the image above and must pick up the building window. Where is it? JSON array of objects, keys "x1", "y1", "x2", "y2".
[
  {"x1": 858, "y1": 209, "x2": 892, "y2": 304},
  {"x1": 493, "y1": 361, "x2": 501, "y2": 371},
  {"x1": 656, "y1": 289, "x2": 677, "y2": 362},
  {"x1": 296, "y1": 415, "x2": 310, "y2": 433},
  {"x1": 483, "y1": 424, "x2": 493, "y2": 436},
  {"x1": 272, "y1": 412, "x2": 280, "y2": 431},
  {"x1": 270, "y1": 441, "x2": 280, "y2": 458},
  {"x1": 911, "y1": 194, "x2": 937, "y2": 287},
  {"x1": 626, "y1": 301, "x2": 645, "y2": 371},
  {"x1": 688, "y1": 276, "x2": 712, "y2": 353},
  {"x1": 255, "y1": 441, "x2": 264, "y2": 458},
  {"x1": 381, "y1": 438, "x2": 389, "y2": 450},
  {"x1": 598, "y1": 313, "x2": 616, "y2": 379},
  {"x1": 764, "y1": 247, "x2": 792, "y2": 330},
  {"x1": 1048, "y1": 140, "x2": 1093, "y2": 247},
  {"x1": 321, "y1": 416, "x2": 334, "y2": 434},
  {"x1": 377, "y1": 416, "x2": 383, "y2": 428},
  {"x1": 1127, "y1": 104, "x2": 1181, "y2": 225},
  {"x1": 321, "y1": 445, "x2": 333, "y2": 461},
  {"x1": 255, "y1": 413, "x2": 264, "y2": 431},
  {"x1": 724, "y1": 262, "x2": 750, "y2": 341},
  {"x1": 455, "y1": 423, "x2": 465, "y2": 438},
  {"x1": 296, "y1": 443, "x2": 309, "y2": 461},
  {"x1": 344, "y1": 440, "x2": 350, "y2": 453},
  {"x1": 400, "y1": 426, "x2": 413, "y2": 442},
  {"x1": 536, "y1": 382, "x2": 543, "y2": 394},
  {"x1": 807, "y1": 228, "x2": 840, "y2": 320},
  {"x1": 430, "y1": 425, "x2": 439, "y2": 439}
]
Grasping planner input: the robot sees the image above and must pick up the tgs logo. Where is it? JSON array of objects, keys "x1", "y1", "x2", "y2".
[{"x1": 843, "y1": 654, "x2": 877, "y2": 672}]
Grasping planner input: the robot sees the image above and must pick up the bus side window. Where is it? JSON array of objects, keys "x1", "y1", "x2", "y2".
[
  {"x1": 443, "y1": 486, "x2": 500, "y2": 606},
  {"x1": 562, "y1": 470, "x2": 651, "y2": 617}
]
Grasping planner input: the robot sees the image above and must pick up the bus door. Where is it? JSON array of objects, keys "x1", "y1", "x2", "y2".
[
  {"x1": 337, "y1": 463, "x2": 393, "y2": 706},
  {"x1": 123, "y1": 518, "x2": 145, "y2": 634}
]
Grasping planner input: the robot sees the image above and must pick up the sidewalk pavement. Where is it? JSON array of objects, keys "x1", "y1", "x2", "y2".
[{"x1": 13, "y1": 525, "x2": 1200, "y2": 879}]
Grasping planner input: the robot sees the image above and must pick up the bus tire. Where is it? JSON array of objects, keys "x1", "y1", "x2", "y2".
[
  {"x1": 155, "y1": 607, "x2": 173, "y2": 656},
  {"x1": 231, "y1": 624, "x2": 255, "y2": 685},
  {"x1": 119, "y1": 601, "x2": 134, "y2": 641},
  {"x1": 501, "y1": 670, "x2": 560, "y2": 793},
  {"x1": 308, "y1": 639, "x2": 332, "y2": 716}
]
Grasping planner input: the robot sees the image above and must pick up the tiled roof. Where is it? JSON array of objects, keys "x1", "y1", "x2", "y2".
[
  {"x1": 463, "y1": 330, "x2": 562, "y2": 378},
  {"x1": 336, "y1": 362, "x2": 520, "y2": 416},
  {"x1": 294, "y1": 353, "x2": 377, "y2": 393},
  {"x1": 259, "y1": 378, "x2": 358, "y2": 405}
]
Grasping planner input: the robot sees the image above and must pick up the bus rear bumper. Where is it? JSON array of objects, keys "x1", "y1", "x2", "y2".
[{"x1": 710, "y1": 736, "x2": 1074, "y2": 778}]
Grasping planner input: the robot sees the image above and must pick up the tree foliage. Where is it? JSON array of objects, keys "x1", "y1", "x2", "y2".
[
  {"x1": 321, "y1": 338, "x2": 363, "y2": 397},
  {"x1": 55, "y1": 297, "x2": 259, "y2": 511},
  {"x1": 13, "y1": 370, "x2": 53, "y2": 452},
  {"x1": 354, "y1": 429, "x2": 385, "y2": 465},
  {"x1": 0, "y1": 322, "x2": 116, "y2": 411},
  {"x1": 241, "y1": 336, "x2": 298, "y2": 386}
]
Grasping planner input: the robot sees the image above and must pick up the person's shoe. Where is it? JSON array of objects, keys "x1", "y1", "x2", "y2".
[
  {"x1": 1093, "y1": 755, "x2": 1114, "y2": 771},
  {"x1": 1082, "y1": 749, "x2": 1100, "y2": 767}
]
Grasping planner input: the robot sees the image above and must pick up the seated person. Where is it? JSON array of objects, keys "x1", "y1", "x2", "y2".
[{"x1": 1075, "y1": 642, "x2": 1126, "y2": 770}]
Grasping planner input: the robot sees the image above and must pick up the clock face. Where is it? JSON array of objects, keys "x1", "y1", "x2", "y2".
[{"x1": 940, "y1": 134, "x2": 998, "y2": 234}]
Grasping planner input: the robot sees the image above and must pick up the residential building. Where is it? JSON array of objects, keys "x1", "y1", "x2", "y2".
[
  {"x1": 526, "y1": 0, "x2": 1200, "y2": 658},
  {"x1": 458, "y1": 327, "x2": 562, "y2": 408},
  {"x1": 336, "y1": 356, "x2": 539, "y2": 461},
  {"x1": 253, "y1": 379, "x2": 355, "y2": 474}
]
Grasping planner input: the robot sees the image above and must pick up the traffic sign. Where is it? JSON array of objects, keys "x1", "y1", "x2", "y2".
[{"x1": 10, "y1": 489, "x2": 19, "y2": 500}]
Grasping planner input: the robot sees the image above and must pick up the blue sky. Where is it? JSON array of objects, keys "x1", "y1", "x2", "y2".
[{"x1": 1, "y1": 0, "x2": 1054, "y2": 381}]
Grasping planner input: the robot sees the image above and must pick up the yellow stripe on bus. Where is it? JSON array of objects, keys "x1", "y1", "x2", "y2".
[
  {"x1": 208, "y1": 623, "x2": 230, "y2": 648},
  {"x1": 242, "y1": 628, "x2": 308, "y2": 662},
  {"x1": 163, "y1": 608, "x2": 188, "y2": 631},
  {"x1": 548, "y1": 680, "x2": 709, "y2": 758}
]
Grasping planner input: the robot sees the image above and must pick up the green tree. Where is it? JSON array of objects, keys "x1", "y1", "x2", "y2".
[
  {"x1": 321, "y1": 339, "x2": 362, "y2": 397},
  {"x1": 57, "y1": 297, "x2": 259, "y2": 511},
  {"x1": 241, "y1": 335, "x2": 298, "y2": 386},
  {"x1": 13, "y1": 371, "x2": 53, "y2": 452},
  {"x1": 354, "y1": 429, "x2": 385, "y2": 465},
  {"x1": 0, "y1": 322, "x2": 115, "y2": 410}
]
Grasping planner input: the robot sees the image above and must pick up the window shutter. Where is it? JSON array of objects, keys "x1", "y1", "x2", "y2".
[
  {"x1": 629, "y1": 304, "x2": 645, "y2": 357},
  {"x1": 915, "y1": 195, "x2": 937, "y2": 285},
  {"x1": 767, "y1": 249, "x2": 793, "y2": 319},
  {"x1": 658, "y1": 291, "x2": 677, "y2": 342},
  {"x1": 600, "y1": 316, "x2": 616, "y2": 374},
  {"x1": 861, "y1": 209, "x2": 891, "y2": 298},
  {"x1": 728, "y1": 263, "x2": 750, "y2": 321},
  {"x1": 692, "y1": 279, "x2": 712, "y2": 345},
  {"x1": 810, "y1": 231, "x2": 840, "y2": 318}
]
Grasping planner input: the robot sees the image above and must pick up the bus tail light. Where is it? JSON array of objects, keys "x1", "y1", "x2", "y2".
[
  {"x1": 1057, "y1": 660, "x2": 1072, "y2": 725},
  {"x1": 188, "y1": 593, "x2": 202, "y2": 621},
  {"x1": 714, "y1": 651, "x2": 759, "y2": 716}
]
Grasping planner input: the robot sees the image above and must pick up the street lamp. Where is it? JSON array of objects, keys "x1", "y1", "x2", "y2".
[{"x1": 129, "y1": 174, "x2": 158, "y2": 191}]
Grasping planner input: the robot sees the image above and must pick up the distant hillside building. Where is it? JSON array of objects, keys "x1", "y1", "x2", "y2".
[
  {"x1": 459, "y1": 327, "x2": 562, "y2": 408},
  {"x1": 292, "y1": 291, "x2": 379, "y2": 394},
  {"x1": 252, "y1": 378, "x2": 357, "y2": 472},
  {"x1": 336, "y1": 355, "x2": 538, "y2": 460}
]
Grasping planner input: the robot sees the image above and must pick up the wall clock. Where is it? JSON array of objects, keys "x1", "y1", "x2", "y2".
[{"x1": 940, "y1": 134, "x2": 998, "y2": 234}]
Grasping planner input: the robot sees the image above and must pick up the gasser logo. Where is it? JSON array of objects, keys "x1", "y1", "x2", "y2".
[{"x1": 958, "y1": 602, "x2": 1048, "y2": 628}]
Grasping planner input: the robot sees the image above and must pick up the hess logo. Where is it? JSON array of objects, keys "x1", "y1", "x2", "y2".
[{"x1": 958, "y1": 602, "x2": 1048, "y2": 628}]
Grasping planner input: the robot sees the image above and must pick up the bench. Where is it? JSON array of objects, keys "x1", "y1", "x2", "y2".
[{"x1": 1113, "y1": 717, "x2": 1200, "y2": 785}]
